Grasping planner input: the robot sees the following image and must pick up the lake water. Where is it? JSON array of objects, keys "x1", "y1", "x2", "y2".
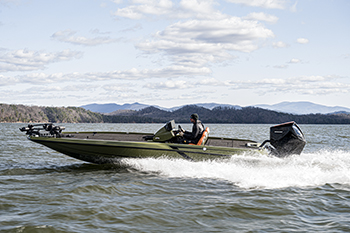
[{"x1": 1, "y1": 123, "x2": 350, "y2": 232}]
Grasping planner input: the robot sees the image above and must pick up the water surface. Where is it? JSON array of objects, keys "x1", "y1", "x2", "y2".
[{"x1": 1, "y1": 123, "x2": 350, "y2": 232}]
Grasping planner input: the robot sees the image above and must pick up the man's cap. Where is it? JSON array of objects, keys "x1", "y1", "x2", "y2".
[{"x1": 190, "y1": 113, "x2": 199, "y2": 120}]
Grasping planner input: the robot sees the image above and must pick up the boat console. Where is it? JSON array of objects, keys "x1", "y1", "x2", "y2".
[{"x1": 152, "y1": 120, "x2": 177, "y2": 142}]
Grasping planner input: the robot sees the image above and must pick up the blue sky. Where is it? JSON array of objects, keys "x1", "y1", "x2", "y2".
[{"x1": 1, "y1": 0, "x2": 349, "y2": 108}]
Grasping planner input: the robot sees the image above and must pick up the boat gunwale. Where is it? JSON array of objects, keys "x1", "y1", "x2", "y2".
[
  {"x1": 28, "y1": 134, "x2": 262, "y2": 154},
  {"x1": 62, "y1": 131, "x2": 258, "y2": 143}
]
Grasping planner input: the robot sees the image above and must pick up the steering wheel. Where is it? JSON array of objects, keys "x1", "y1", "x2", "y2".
[{"x1": 178, "y1": 125, "x2": 184, "y2": 132}]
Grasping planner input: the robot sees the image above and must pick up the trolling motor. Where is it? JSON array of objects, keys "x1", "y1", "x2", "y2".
[
  {"x1": 19, "y1": 123, "x2": 65, "y2": 137},
  {"x1": 260, "y1": 121, "x2": 306, "y2": 157}
]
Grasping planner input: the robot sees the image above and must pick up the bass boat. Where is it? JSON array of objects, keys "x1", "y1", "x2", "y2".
[{"x1": 19, "y1": 120, "x2": 306, "y2": 164}]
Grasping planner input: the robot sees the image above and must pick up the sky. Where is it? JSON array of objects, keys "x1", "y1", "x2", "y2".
[{"x1": 0, "y1": 0, "x2": 349, "y2": 108}]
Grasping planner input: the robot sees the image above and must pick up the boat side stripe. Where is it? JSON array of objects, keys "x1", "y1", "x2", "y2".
[{"x1": 30, "y1": 138, "x2": 235, "y2": 158}]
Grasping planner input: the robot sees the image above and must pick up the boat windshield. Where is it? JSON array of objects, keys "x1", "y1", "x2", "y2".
[{"x1": 164, "y1": 120, "x2": 176, "y2": 131}]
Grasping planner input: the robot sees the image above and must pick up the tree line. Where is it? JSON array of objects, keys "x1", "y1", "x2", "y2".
[{"x1": 1, "y1": 103, "x2": 350, "y2": 124}]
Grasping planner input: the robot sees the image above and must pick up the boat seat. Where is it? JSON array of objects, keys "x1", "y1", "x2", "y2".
[{"x1": 190, "y1": 127, "x2": 210, "y2": 146}]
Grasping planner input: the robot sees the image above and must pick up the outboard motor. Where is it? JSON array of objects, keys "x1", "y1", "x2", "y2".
[{"x1": 268, "y1": 121, "x2": 306, "y2": 157}]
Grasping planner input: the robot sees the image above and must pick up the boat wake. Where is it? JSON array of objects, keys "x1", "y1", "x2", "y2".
[{"x1": 121, "y1": 150, "x2": 350, "y2": 189}]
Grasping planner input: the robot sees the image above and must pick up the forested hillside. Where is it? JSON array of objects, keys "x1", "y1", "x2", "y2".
[
  {"x1": 0, "y1": 104, "x2": 103, "y2": 123},
  {"x1": 108, "y1": 105, "x2": 350, "y2": 124},
  {"x1": 1, "y1": 103, "x2": 350, "y2": 124}
]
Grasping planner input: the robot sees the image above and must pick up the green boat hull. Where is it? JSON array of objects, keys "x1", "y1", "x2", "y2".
[
  {"x1": 21, "y1": 121, "x2": 306, "y2": 164},
  {"x1": 28, "y1": 133, "x2": 264, "y2": 164}
]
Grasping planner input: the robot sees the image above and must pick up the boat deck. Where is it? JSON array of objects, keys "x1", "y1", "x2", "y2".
[{"x1": 62, "y1": 132, "x2": 258, "y2": 149}]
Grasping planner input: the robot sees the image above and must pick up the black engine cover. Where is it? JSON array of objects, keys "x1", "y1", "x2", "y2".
[{"x1": 270, "y1": 121, "x2": 306, "y2": 156}]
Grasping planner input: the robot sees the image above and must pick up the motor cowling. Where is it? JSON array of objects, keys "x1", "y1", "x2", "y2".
[{"x1": 269, "y1": 121, "x2": 306, "y2": 157}]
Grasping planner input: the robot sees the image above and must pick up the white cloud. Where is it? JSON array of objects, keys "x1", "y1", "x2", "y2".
[
  {"x1": 139, "y1": 75, "x2": 350, "y2": 95},
  {"x1": 226, "y1": 0, "x2": 288, "y2": 9},
  {"x1": 297, "y1": 38, "x2": 309, "y2": 44},
  {"x1": 178, "y1": 0, "x2": 224, "y2": 20},
  {"x1": 16, "y1": 72, "x2": 77, "y2": 84},
  {"x1": 84, "y1": 66, "x2": 212, "y2": 80},
  {"x1": 51, "y1": 30, "x2": 120, "y2": 46},
  {"x1": 227, "y1": 75, "x2": 350, "y2": 95},
  {"x1": 137, "y1": 17, "x2": 274, "y2": 67},
  {"x1": 288, "y1": 58, "x2": 301, "y2": 63},
  {"x1": 0, "y1": 49, "x2": 83, "y2": 72},
  {"x1": 273, "y1": 64, "x2": 288, "y2": 69},
  {"x1": 244, "y1": 12, "x2": 279, "y2": 23},
  {"x1": 144, "y1": 80, "x2": 192, "y2": 89},
  {"x1": 102, "y1": 84, "x2": 137, "y2": 93},
  {"x1": 114, "y1": 0, "x2": 173, "y2": 19},
  {"x1": 272, "y1": 41, "x2": 289, "y2": 48},
  {"x1": 195, "y1": 78, "x2": 226, "y2": 86},
  {"x1": 111, "y1": 0, "x2": 123, "y2": 4},
  {"x1": 0, "y1": 74, "x2": 19, "y2": 86},
  {"x1": 113, "y1": 0, "x2": 224, "y2": 20},
  {"x1": 290, "y1": 1, "x2": 298, "y2": 12},
  {"x1": 3, "y1": 65, "x2": 211, "y2": 86}
]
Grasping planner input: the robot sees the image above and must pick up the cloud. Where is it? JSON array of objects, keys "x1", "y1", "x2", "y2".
[
  {"x1": 119, "y1": 24, "x2": 143, "y2": 33},
  {"x1": 138, "y1": 74, "x2": 350, "y2": 95},
  {"x1": 102, "y1": 84, "x2": 137, "y2": 93},
  {"x1": 113, "y1": 0, "x2": 291, "y2": 22},
  {"x1": 51, "y1": 30, "x2": 120, "y2": 46},
  {"x1": 178, "y1": 0, "x2": 223, "y2": 20},
  {"x1": 137, "y1": 17, "x2": 274, "y2": 67},
  {"x1": 272, "y1": 41, "x2": 289, "y2": 48},
  {"x1": 152, "y1": 75, "x2": 349, "y2": 96},
  {"x1": 227, "y1": 75, "x2": 350, "y2": 95},
  {"x1": 0, "y1": 74, "x2": 19, "y2": 86},
  {"x1": 297, "y1": 38, "x2": 309, "y2": 44},
  {"x1": 84, "y1": 66, "x2": 212, "y2": 80},
  {"x1": 144, "y1": 80, "x2": 193, "y2": 89},
  {"x1": 113, "y1": 0, "x2": 224, "y2": 20},
  {"x1": 288, "y1": 58, "x2": 301, "y2": 63},
  {"x1": 0, "y1": 49, "x2": 83, "y2": 72},
  {"x1": 3, "y1": 65, "x2": 211, "y2": 86},
  {"x1": 226, "y1": 0, "x2": 288, "y2": 9},
  {"x1": 113, "y1": 1, "x2": 276, "y2": 69},
  {"x1": 273, "y1": 64, "x2": 288, "y2": 69},
  {"x1": 290, "y1": 1, "x2": 298, "y2": 12},
  {"x1": 243, "y1": 12, "x2": 279, "y2": 23},
  {"x1": 114, "y1": 0, "x2": 174, "y2": 19}
]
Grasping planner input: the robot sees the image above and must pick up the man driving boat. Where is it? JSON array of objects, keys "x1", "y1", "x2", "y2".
[{"x1": 179, "y1": 113, "x2": 204, "y2": 144}]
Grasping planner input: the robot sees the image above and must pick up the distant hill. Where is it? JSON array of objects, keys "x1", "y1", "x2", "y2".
[
  {"x1": 255, "y1": 101, "x2": 350, "y2": 115},
  {"x1": 80, "y1": 102, "x2": 149, "y2": 113},
  {"x1": 106, "y1": 105, "x2": 350, "y2": 124},
  {"x1": 81, "y1": 102, "x2": 242, "y2": 113},
  {"x1": 2, "y1": 103, "x2": 350, "y2": 124},
  {"x1": 81, "y1": 101, "x2": 350, "y2": 115},
  {"x1": 0, "y1": 103, "x2": 103, "y2": 123}
]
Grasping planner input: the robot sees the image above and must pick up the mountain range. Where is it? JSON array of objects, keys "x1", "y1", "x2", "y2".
[
  {"x1": 81, "y1": 101, "x2": 350, "y2": 115},
  {"x1": 254, "y1": 102, "x2": 350, "y2": 115},
  {"x1": 2, "y1": 103, "x2": 350, "y2": 124},
  {"x1": 80, "y1": 103, "x2": 242, "y2": 113}
]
